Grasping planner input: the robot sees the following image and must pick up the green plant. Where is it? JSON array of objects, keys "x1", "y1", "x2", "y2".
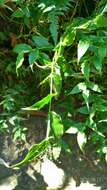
[{"x1": 1, "y1": 0, "x2": 107, "y2": 168}]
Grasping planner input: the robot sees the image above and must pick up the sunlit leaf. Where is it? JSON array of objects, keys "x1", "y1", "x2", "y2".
[
  {"x1": 16, "y1": 52, "x2": 24, "y2": 74},
  {"x1": 77, "y1": 132, "x2": 87, "y2": 152},
  {"x1": 78, "y1": 40, "x2": 90, "y2": 63},
  {"x1": 87, "y1": 82, "x2": 101, "y2": 93},
  {"x1": 52, "y1": 146, "x2": 61, "y2": 160},
  {"x1": 53, "y1": 65, "x2": 62, "y2": 95},
  {"x1": 102, "y1": 147, "x2": 107, "y2": 154},
  {"x1": 68, "y1": 82, "x2": 86, "y2": 95},
  {"x1": 62, "y1": 29, "x2": 76, "y2": 47}
]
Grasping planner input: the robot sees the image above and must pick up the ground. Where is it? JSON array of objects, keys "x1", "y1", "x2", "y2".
[{"x1": 0, "y1": 116, "x2": 107, "y2": 190}]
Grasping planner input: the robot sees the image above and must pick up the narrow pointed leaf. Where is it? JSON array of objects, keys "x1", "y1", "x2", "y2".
[
  {"x1": 11, "y1": 139, "x2": 50, "y2": 169},
  {"x1": 22, "y1": 94, "x2": 55, "y2": 111}
]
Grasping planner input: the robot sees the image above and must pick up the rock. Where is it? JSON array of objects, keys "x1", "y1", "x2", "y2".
[
  {"x1": 41, "y1": 159, "x2": 65, "y2": 189},
  {"x1": 0, "y1": 175, "x2": 17, "y2": 190}
]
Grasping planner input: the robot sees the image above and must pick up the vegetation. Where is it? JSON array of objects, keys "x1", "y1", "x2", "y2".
[{"x1": 1, "y1": 0, "x2": 107, "y2": 168}]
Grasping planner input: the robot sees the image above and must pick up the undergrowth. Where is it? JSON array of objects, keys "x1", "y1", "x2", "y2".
[{"x1": 1, "y1": 0, "x2": 107, "y2": 167}]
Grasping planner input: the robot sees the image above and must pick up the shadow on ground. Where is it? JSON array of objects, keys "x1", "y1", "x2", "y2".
[{"x1": 0, "y1": 117, "x2": 107, "y2": 190}]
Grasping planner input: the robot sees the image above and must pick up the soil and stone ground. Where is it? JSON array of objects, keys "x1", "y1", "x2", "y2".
[{"x1": 0, "y1": 116, "x2": 107, "y2": 190}]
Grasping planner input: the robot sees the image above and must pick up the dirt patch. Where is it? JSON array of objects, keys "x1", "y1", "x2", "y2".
[{"x1": 0, "y1": 116, "x2": 107, "y2": 190}]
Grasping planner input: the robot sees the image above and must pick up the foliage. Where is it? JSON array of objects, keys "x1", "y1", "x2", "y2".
[{"x1": 1, "y1": 0, "x2": 107, "y2": 167}]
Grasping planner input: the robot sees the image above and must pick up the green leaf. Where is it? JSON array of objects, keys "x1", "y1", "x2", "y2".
[
  {"x1": 13, "y1": 44, "x2": 32, "y2": 54},
  {"x1": 77, "y1": 132, "x2": 87, "y2": 152},
  {"x1": 77, "y1": 106, "x2": 89, "y2": 114},
  {"x1": 12, "y1": 8, "x2": 24, "y2": 18},
  {"x1": 95, "y1": 104, "x2": 107, "y2": 112},
  {"x1": 95, "y1": 15, "x2": 107, "y2": 28},
  {"x1": 82, "y1": 88, "x2": 89, "y2": 109},
  {"x1": 65, "y1": 119, "x2": 85, "y2": 134},
  {"x1": 81, "y1": 61, "x2": 90, "y2": 80},
  {"x1": 53, "y1": 65, "x2": 62, "y2": 95},
  {"x1": 87, "y1": 82, "x2": 101, "y2": 93},
  {"x1": 102, "y1": 4, "x2": 107, "y2": 13},
  {"x1": 93, "y1": 56, "x2": 102, "y2": 72},
  {"x1": 58, "y1": 139, "x2": 71, "y2": 154},
  {"x1": 16, "y1": 52, "x2": 24, "y2": 74},
  {"x1": 29, "y1": 49, "x2": 39, "y2": 65},
  {"x1": 50, "y1": 111, "x2": 64, "y2": 139},
  {"x1": 32, "y1": 35, "x2": 53, "y2": 49},
  {"x1": 93, "y1": 48, "x2": 107, "y2": 72},
  {"x1": 39, "y1": 52, "x2": 51, "y2": 65},
  {"x1": 78, "y1": 40, "x2": 90, "y2": 63},
  {"x1": 62, "y1": 29, "x2": 76, "y2": 47},
  {"x1": 68, "y1": 82, "x2": 86, "y2": 95},
  {"x1": 11, "y1": 139, "x2": 50, "y2": 169},
  {"x1": 22, "y1": 94, "x2": 55, "y2": 111},
  {"x1": 49, "y1": 12, "x2": 58, "y2": 45}
]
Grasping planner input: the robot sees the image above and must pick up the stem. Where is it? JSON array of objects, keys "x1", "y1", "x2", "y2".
[{"x1": 46, "y1": 57, "x2": 54, "y2": 139}]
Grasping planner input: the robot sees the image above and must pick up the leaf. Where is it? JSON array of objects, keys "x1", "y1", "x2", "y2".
[
  {"x1": 52, "y1": 146, "x2": 61, "y2": 160},
  {"x1": 58, "y1": 139, "x2": 71, "y2": 154},
  {"x1": 93, "y1": 48, "x2": 107, "y2": 72},
  {"x1": 66, "y1": 127, "x2": 78, "y2": 134},
  {"x1": 77, "y1": 132, "x2": 87, "y2": 152},
  {"x1": 49, "y1": 12, "x2": 58, "y2": 45},
  {"x1": 22, "y1": 94, "x2": 55, "y2": 111},
  {"x1": 102, "y1": 4, "x2": 107, "y2": 13},
  {"x1": 32, "y1": 35, "x2": 53, "y2": 49},
  {"x1": 78, "y1": 40, "x2": 90, "y2": 63},
  {"x1": 62, "y1": 29, "x2": 76, "y2": 47},
  {"x1": 77, "y1": 106, "x2": 89, "y2": 114},
  {"x1": 68, "y1": 82, "x2": 86, "y2": 95},
  {"x1": 43, "y1": 5, "x2": 55, "y2": 13},
  {"x1": 87, "y1": 82, "x2": 101, "y2": 93},
  {"x1": 53, "y1": 65, "x2": 62, "y2": 95},
  {"x1": 12, "y1": 8, "x2": 24, "y2": 18},
  {"x1": 82, "y1": 88, "x2": 89, "y2": 109},
  {"x1": 11, "y1": 139, "x2": 50, "y2": 169},
  {"x1": 64, "y1": 119, "x2": 85, "y2": 134},
  {"x1": 29, "y1": 49, "x2": 39, "y2": 65},
  {"x1": 105, "y1": 154, "x2": 107, "y2": 163},
  {"x1": 81, "y1": 61, "x2": 90, "y2": 80},
  {"x1": 95, "y1": 15, "x2": 107, "y2": 28},
  {"x1": 39, "y1": 52, "x2": 51, "y2": 65},
  {"x1": 13, "y1": 44, "x2": 32, "y2": 54},
  {"x1": 50, "y1": 111, "x2": 64, "y2": 139},
  {"x1": 95, "y1": 104, "x2": 107, "y2": 112},
  {"x1": 16, "y1": 52, "x2": 24, "y2": 74},
  {"x1": 93, "y1": 56, "x2": 102, "y2": 72},
  {"x1": 102, "y1": 147, "x2": 107, "y2": 154}
]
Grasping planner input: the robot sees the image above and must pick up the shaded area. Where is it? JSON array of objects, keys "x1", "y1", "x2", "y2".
[{"x1": 0, "y1": 118, "x2": 107, "y2": 190}]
